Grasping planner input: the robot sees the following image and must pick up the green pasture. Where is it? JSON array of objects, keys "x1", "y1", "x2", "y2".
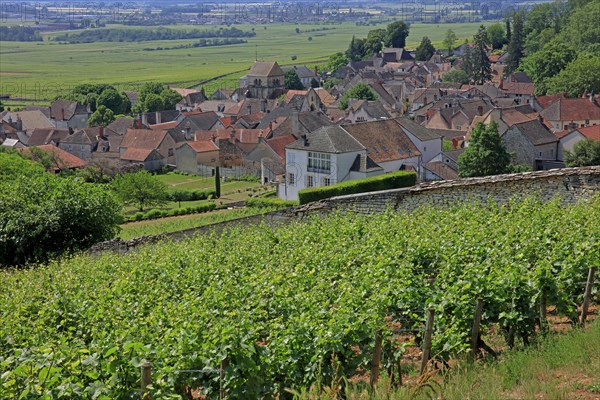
[{"x1": 0, "y1": 22, "x2": 492, "y2": 100}]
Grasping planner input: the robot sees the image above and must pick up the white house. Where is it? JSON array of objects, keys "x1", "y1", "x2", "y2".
[
  {"x1": 396, "y1": 117, "x2": 442, "y2": 164},
  {"x1": 556, "y1": 125, "x2": 600, "y2": 161},
  {"x1": 279, "y1": 125, "x2": 381, "y2": 201}
]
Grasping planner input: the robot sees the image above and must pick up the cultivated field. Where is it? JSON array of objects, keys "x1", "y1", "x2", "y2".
[{"x1": 0, "y1": 22, "x2": 491, "y2": 102}]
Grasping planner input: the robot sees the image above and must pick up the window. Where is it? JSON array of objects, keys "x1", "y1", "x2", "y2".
[
  {"x1": 81, "y1": 145, "x2": 86, "y2": 151},
  {"x1": 288, "y1": 173, "x2": 295, "y2": 185},
  {"x1": 307, "y1": 152, "x2": 331, "y2": 174},
  {"x1": 306, "y1": 175, "x2": 314, "y2": 187},
  {"x1": 585, "y1": 120, "x2": 590, "y2": 125},
  {"x1": 287, "y1": 152, "x2": 295, "y2": 163},
  {"x1": 322, "y1": 177, "x2": 331, "y2": 186}
]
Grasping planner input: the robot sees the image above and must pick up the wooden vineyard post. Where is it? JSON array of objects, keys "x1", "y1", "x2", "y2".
[
  {"x1": 219, "y1": 357, "x2": 229, "y2": 400},
  {"x1": 539, "y1": 290, "x2": 548, "y2": 332},
  {"x1": 370, "y1": 329, "x2": 383, "y2": 386},
  {"x1": 419, "y1": 308, "x2": 435, "y2": 375},
  {"x1": 580, "y1": 267, "x2": 596, "y2": 326},
  {"x1": 470, "y1": 298, "x2": 484, "y2": 360},
  {"x1": 141, "y1": 360, "x2": 152, "y2": 400}
]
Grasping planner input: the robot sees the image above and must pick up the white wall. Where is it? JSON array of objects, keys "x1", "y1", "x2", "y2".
[
  {"x1": 558, "y1": 131, "x2": 585, "y2": 161},
  {"x1": 402, "y1": 128, "x2": 442, "y2": 164}
]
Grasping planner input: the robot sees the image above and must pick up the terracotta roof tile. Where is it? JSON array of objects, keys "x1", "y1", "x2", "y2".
[
  {"x1": 121, "y1": 147, "x2": 155, "y2": 161},
  {"x1": 20, "y1": 144, "x2": 87, "y2": 170},
  {"x1": 266, "y1": 134, "x2": 297, "y2": 158}
]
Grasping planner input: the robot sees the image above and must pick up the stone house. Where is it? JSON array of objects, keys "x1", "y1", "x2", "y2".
[
  {"x1": 502, "y1": 119, "x2": 559, "y2": 168},
  {"x1": 59, "y1": 127, "x2": 102, "y2": 161},
  {"x1": 539, "y1": 97, "x2": 600, "y2": 132},
  {"x1": 175, "y1": 140, "x2": 220, "y2": 175},
  {"x1": 49, "y1": 100, "x2": 91, "y2": 130},
  {"x1": 345, "y1": 100, "x2": 391, "y2": 123},
  {"x1": 120, "y1": 129, "x2": 177, "y2": 166},
  {"x1": 246, "y1": 61, "x2": 285, "y2": 99}
]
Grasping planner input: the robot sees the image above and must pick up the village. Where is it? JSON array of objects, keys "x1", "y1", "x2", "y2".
[{"x1": 1, "y1": 44, "x2": 599, "y2": 201}]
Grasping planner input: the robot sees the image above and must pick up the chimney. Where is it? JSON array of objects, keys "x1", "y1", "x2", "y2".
[
  {"x1": 155, "y1": 111, "x2": 161, "y2": 124},
  {"x1": 141, "y1": 113, "x2": 148, "y2": 127},
  {"x1": 60, "y1": 108, "x2": 65, "y2": 121},
  {"x1": 360, "y1": 154, "x2": 367, "y2": 171},
  {"x1": 269, "y1": 121, "x2": 273, "y2": 133},
  {"x1": 477, "y1": 105, "x2": 483, "y2": 116},
  {"x1": 261, "y1": 99, "x2": 267, "y2": 113},
  {"x1": 211, "y1": 133, "x2": 217, "y2": 143},
  {"x1": 98, "y1": 125, "x2": 104, "y2": 139},
  {"x1": 184, "y1": 126, "x2": 191, "y2": 141}
]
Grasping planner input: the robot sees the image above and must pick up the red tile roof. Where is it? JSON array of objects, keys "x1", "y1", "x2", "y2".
[
  {"x1": 577, "y1": 125, "x2": 600, "y2": 141},
  {"x1": 121, "y1": 147, "x2": 155, "y2": 162},
  {"x1": 20, "y1": 144, "x2": 87, "y2": 170},
  {"x1": 540, "y1": 98, "x2": 600, "y2": 122},
  {"x1": 266, "y1": 134, "x2": 297, "y2": 158},
  {"x1": 185, "y1": 141, "x2": 219, "y2": 153}
]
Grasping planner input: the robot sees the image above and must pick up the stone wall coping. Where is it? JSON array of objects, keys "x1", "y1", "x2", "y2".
[{"x1": 324, "y1": 166, "x2": 600, "y2": 202}]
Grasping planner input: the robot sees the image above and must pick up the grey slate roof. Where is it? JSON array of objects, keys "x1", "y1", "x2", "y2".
[
  {"x1": 286, "y1": 125, "x2": 365, "y2": 153},
  {"x1": 396, "y1": 117, "x2": 441, "y2": 141},
  {"x1": 510, "y1": 119, "x2": 558, "y2": 146}
]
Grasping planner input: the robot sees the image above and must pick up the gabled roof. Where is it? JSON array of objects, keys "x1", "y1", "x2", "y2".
[
  {"x1": 424, "y1": 161, "x2": 459, "y2": 180},
  {"x1": 266, "y1": 134, "x2": 297, "y2": 158},
  {"x1": 540, "y1": 98, "x2": 600, "y2": 122},
  {"x1": 121, "y1": 129, "x2": 169, "y2": 150},
  {"x1": 107, "y1": 116, "x2": 138, "y2": 135},
  {"x1": 178, "y1": 140, "x2": 219, "y2": 153},
  {"x1": 342, "y1": 120, "x2": 421, "y2": 163},
  {"x1": 349, "y1": 154, "x2": 383, "y2": 173},
  {"x1": 185, "y1": 111, "x2": 221, "y2": 131},
  {"x1": 62, "y1": 127, "x2": 100, "y2": 145},
  {"x1": 20, "y1": 144, "x2": 87, "y2": 170},
  {"x1": 50, "y1": 99, "x2": 89, "y2": 120},
  {"x1": 286, "y1": 125, "x2": 365, "y2": 154},
  {"x1": 508, "y1": 119, "x2": 558, "y2": 145},
  {"x1": 396, "y1": 117, "x2": 441, "y2": 141},
  {"x1": 27, "y1": 128, "x2": 70, "y2": 146},
  {"x1": 121, "y1": 148, "x2": 161, "y2": 162},
  {"x1": 575, "y1": 125, "x2": 600, "y2": 141},
  {"x1": 248, "y1": 61, "x2": 284, "y2": 77},
  {"x1": 5, "y1": 110, "x2": 53, "y2": 131},
  {"x1": 349, "y1": 100, "x2": 391, "y2": 120}
]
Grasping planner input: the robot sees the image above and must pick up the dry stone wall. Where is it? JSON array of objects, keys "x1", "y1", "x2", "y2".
[{"x1": 91, "y1": 167, "x2": 600, "y2": 254}]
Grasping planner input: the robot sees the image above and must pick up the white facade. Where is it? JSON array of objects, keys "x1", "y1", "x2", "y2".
[
  {"x1": 558, "y1": 131, "x2": 585, "y2": 161},
  {"x1": 401, "y1": 129, "x2": 442, "y2": 164},
  {"x1": 279, "y1": 148, "x2": 365, "y2": 201}
]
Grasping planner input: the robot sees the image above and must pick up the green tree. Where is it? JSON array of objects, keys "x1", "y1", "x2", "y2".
[
  {"x1": 470, "y1": 25, "x2": 492, "y2": 84},
  {"x1": 546, "y1": 53, "x2": 600, "y2": 97},
  {"x1": 415, "y1": 36, "x2": 435, "y2": 61},
  {"x1": 346, "y1": 35, "x2": 366, "y2": 61},
  {"x1": 0, "y1": 100, "x2": 4, "y2": 112},
  {"x1": 160, "y1": 88, "x2": 182, "y2": 110},
  {"x1": 364, "y1": 28, "x2": 387, "y2": 55},
  {"x1": 562, "y1": 0, "x2": 600, "y2": 53},
  {"x1": 565, "y1": 139, "x2": 600, "y2": 167},
  {"x1": 386, "y1": 21, "x2": 410, "y2": 48},
  {"x1": 88, "y1": 105, "x2": 115, "y2": 127},
  {"x1": 284, "y1": 70, "x2": 304, "y2": 90},
  {"x1": 486, "y1": 23, "x2": 507, "y2": 50},
  {"x1": 215, "y1": 166, "x2": 221, "y2": 198},
  {"x1": 97, "y1": 88, "x2": 126, "y2": 114},
  {"x1": 326, "y1": 52, "x2": 348, "y2": 73},
  {"x1": 339, "y1": 83, "x2": 377, "y2": 110},
  {"x1": 505, "y1": 17, "x2": 511, "y2": 42},
  {"x1": 0, "y1": 152, "x2": 121, "y2": 266},
  {"x1": 443, "y1": 29, "x2": 458, "y2": 55},
  {"x1": 505, "y1": 11, "x2": 525, "y2": 75},
  {"x1": 521, "y1": 40, "x2": 576, "y2": 95},
  {"x1": 112, "y1": 170, "x2": 169, "y2": 211},
  {"x1": 458, "y1": 121, "x2": 510, "y2": 177},
  {"x1": 144, "y1": 93, "x2": 164, "y2": 113},
  {"x1": 442, "y1": 69, "x2": 470, "y2": 84}
]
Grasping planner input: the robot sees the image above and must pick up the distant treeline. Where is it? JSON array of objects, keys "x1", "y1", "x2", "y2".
[
  {"x1": 142, "y1": 38, "x2": 247, "y2": 51},
  {"x1": 52, "y1": 27, "x2": 255, "y2": 43},
  {"x1": 0, "y1": 26, "x2": 42, "y2": 42}
]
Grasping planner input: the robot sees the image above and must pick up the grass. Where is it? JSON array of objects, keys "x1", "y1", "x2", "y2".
[
  {"x1": 118, "y1": 206, "x2": 279, "y2": 240},
  {"x1": 309, "y1": 318, "x2": 600, "y2": 400},
  {"x1": 0, "y1": 21, "x2": 492, "y2": 101},
  {"x1": 155, "y1": 173, "x2": 261, "y2": 192}
]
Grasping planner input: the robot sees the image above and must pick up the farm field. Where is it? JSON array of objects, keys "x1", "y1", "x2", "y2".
[
  {"x1": 0, "y1": 22, "x2": 492, "y2": 102},
  {"x1": 0, "y1": 196, "x2": 598, "y2": 399}
]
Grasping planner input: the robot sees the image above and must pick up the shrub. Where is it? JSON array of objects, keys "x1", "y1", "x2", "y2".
[
  {"x1": 246, "y1": 198, "x2": 298, "y2": 209},
  {"x1": 298, "y1": 171, "x2": 416, "y2": 204},
  {"x1": 134, "y1": 212, "x2": 145, "y2": 221},
  {"x1": 145, "y1": 209, "x2": 162, "y2": 220}
]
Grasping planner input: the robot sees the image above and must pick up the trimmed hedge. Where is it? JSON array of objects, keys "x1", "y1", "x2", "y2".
[
  {"x1": 169, "y1": 189, "x2": 215, "y2": 202},
  {"x1": 124, "y1": 203, "x2": 217, "y2": 222},
  {"x1": 246, "y1": 197, "x2": 298, "y2": 209},
  {"x1": 298, "y1": 171, "x2": 417, "y2": 204}
]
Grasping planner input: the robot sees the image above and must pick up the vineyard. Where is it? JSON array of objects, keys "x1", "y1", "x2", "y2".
[{"x1": 0, "y1": 195, "x2": 599, "y2": 399}]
